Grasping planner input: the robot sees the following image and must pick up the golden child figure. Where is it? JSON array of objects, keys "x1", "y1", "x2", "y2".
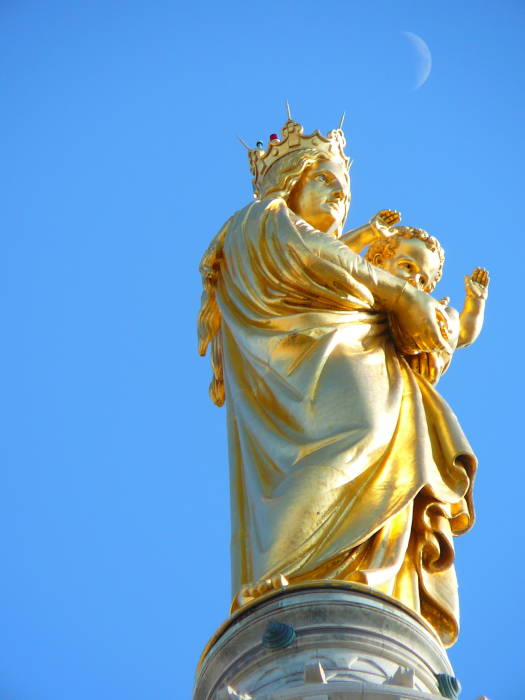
[{"x1": 343, "y1": 214, "x2": 489, "y2": 383}]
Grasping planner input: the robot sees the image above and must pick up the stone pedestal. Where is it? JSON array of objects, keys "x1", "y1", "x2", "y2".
[{"x1": 193, "y1": 583, "x2": 462, "y2": 700}]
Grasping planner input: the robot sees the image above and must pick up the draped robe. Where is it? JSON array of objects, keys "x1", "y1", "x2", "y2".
[{"x1": 211, "y1": 197, "x2": 476, "y2": 647}]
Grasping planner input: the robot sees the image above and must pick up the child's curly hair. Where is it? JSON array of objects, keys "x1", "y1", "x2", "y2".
[{"x1": 365, "y1": 225, "x2": 445, "y2": 292}]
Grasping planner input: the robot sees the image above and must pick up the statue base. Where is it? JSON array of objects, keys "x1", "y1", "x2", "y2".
[{"x1": 193, "y1": 583, "x2": 462, "y2": 700}]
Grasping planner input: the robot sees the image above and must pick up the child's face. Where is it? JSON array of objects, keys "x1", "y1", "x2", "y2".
[{"x1": 376, "y1": 238, "x2": 440, "y2": 292}]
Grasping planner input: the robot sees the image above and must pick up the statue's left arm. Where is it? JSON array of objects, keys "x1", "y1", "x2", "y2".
[{"x1": 294, "y1": 211, "x2": 452, "y2": 355}]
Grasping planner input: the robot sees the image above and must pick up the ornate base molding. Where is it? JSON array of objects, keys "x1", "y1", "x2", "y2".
[{"x1": 193, "y1": 583, "x2": 462, "y2": 700}]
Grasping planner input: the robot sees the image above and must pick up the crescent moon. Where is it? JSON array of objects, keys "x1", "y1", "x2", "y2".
[{"x1": 403, "y1": 31, "x2": 432, "y2": 90}]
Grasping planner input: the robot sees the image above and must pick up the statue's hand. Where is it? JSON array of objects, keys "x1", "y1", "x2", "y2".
[
  {"x1": 391, "y1": 285, "x2": 452, "y2": 355},
  {"x1": 465, "y1": 267, "x2": 489, "y2": 300},
  {"x1": 369, "y1": 209, "x2": 401, "y2": 238},
  {"x1": 406, "y1": 351, "x2": 446, "y2": 384}
]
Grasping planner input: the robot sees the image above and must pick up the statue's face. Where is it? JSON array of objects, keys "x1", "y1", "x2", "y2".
[
  {"x1": 377, "y1": 238, "x2": 440, "y2": 292},
  {"x1": 288, "y1": 159, "x2": 348, "y2": 234}
]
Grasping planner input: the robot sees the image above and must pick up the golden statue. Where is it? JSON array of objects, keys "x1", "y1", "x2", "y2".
[{"x1": 198, "y1": 112, "x2": 488, "y2": 647}]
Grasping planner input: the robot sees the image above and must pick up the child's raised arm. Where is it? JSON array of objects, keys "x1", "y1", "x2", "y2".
[
  {"x1": 340, "y1": 209, "x2": 400, "y2": 253},
  {"x1": 458, "y1": 267, "x2": 490, "y2": 348}
]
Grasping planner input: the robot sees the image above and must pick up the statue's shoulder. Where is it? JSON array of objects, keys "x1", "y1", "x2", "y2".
[
  {"x1": 226, "y1": 198, "x2": 288, "y2": 239},
  {"x1": 234, "y1": 197, "x2": 287, "y2": 218}
]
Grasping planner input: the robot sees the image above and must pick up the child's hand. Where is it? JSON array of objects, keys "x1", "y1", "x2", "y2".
[
  {"x1": 465, "y1": 267, "x2": 489, "y2": 300},
  {"x1": 369, "y1": 209, "x2": 401, "y2": 237}
]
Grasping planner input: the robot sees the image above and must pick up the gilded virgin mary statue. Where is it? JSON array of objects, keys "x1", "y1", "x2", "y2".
[{"x1": 197, "y1": 114, "x2": 477, "y2": 647}]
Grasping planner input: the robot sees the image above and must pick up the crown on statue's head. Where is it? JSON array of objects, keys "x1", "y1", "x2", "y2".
[{"x1": 243, "y1": 111, "x2": 350, "y2": 197}]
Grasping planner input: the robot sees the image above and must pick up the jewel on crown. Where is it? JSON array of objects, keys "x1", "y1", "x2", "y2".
[{"x1": 247, "y1": 113, "x2": 350, "y2": 197}]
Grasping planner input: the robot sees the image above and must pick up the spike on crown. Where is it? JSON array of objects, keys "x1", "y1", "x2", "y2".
[{"x1": 248, "y1": 118, "x2": 350, "y2": 196}]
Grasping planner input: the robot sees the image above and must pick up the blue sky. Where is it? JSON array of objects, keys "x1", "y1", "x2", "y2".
[{"x1": 3, "y1": 1, "x2": 524, "y2": 698}]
